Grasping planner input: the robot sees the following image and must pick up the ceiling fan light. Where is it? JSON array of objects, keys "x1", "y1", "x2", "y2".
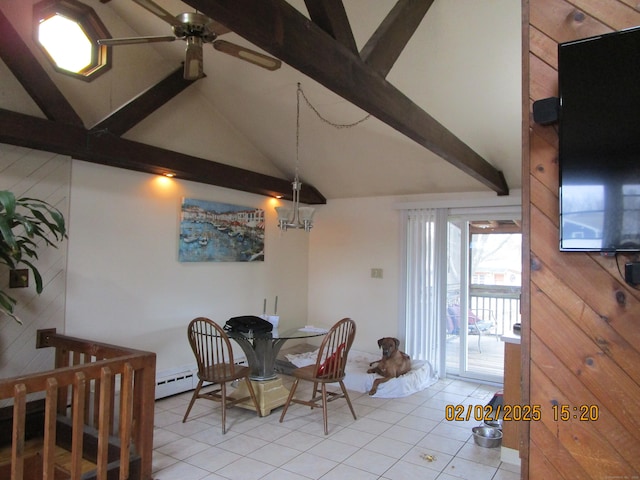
[
  {"x1": 185, "y1": 59, "x2": 201, "y2": 80},
  {"x1": 184, "y1": 36, "x2": 203, "y2": 79}
]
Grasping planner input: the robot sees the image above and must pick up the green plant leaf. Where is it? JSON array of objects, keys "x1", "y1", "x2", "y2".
[
  {"x1": 0, "y1": 190, "x2": 16, "y2": 216},
  {"x1": 33, "y1": 210, "x2": 65, "y2": 239},
  {"x1": 0, "y1": 190, "x2": 66, "y2": 322},
  {"x1": 0, "y1": 290, "x2": 16, "y2": 313},
  {"x1": 0, "y1": 248, "x2": 17, "y2": 269},
  {"x1": 18, "y1": 241, "x2": 38, "y2": 259},
  {"x1": 22, "y1": 259, "x2": 44, "y2": 293},
  {"x1": 0, "y1": 215, "x2": 17, "y2": 250}
]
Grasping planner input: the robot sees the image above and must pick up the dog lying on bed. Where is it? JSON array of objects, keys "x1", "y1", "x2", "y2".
[{"x1": 367, "y1": 337, "x2": 412, "y2": 395}]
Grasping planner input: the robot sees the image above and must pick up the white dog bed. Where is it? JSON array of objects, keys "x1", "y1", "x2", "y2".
[{"x1": 284, "y1": 349, "x2": 438, "y2": 398}]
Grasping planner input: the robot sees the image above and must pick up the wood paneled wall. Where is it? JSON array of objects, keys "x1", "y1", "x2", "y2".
[
  {"x1": 524, "y1": 1, "x2": 640, "y2": 478},
  {"x1": 0, "y1": 143, "x2": 70, "y2": 384}
]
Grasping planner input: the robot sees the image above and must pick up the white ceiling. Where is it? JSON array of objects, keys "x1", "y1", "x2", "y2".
[{"x1": 0, "y1": 0, "x2": 522, "y2": 200}]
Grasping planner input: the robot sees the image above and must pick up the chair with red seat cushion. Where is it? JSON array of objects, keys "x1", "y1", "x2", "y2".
[{"x1": 279, "y1": 318, "x2": 357, "y2": 434}]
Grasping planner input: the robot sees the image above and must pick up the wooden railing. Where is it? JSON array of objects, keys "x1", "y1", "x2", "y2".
[
  {"x1": 0, "y1": 329, "x2": 156, "y2": 480},
  {"x1": 469, "y1": 285, "x2": 521, "y2": 336},
  {"x1": 447, "y1": 285, "x2": 522, "y2": 336}
]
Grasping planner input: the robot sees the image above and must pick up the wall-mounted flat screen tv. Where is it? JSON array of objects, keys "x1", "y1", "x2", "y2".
[{"x1": 559, "y1": 26, "x2": 640, "y2": 252}]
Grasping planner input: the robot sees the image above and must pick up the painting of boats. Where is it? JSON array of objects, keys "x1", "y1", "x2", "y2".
[{"x1": 179, "y1": 198, "x2": 265, "y2": 262}]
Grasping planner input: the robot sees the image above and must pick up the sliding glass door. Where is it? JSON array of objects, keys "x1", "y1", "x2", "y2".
[
  {"x1": 445, "y1": 216, "x2": 521, "y2": 383},
  {"x1": 401, "y1": 201, "x2": 521, "y2": 385}
]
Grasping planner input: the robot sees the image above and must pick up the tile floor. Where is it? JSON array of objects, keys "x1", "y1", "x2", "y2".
[{"x1": 152, "y1": 376, "x2": 520, "y2": 480}]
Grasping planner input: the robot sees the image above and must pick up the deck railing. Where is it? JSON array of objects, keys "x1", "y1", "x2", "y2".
[
  {"x1": 469, "y1": 285, "x2": 521, "y2": 336},
  {"x1": 0, "y1": 329, "x2": 156, "y2": 480}
]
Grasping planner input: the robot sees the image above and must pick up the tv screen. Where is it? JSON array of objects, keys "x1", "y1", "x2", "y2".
[{"x1": 558, "y1": 26, "x2": 640, "y2": 252}]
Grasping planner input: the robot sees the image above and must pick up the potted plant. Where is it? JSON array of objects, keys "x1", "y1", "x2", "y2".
[{"x1": 0, "y1": 190, "x2": 66, "y2": 323}]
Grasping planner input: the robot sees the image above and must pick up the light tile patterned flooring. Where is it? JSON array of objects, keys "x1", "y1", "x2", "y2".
[{"x1": 152, "y1": 376, "x2": 520, "y2": 480}]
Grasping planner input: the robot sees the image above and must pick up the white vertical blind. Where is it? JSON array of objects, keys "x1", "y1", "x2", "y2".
[{"x1": 402, "y1": 208, "x2": 448, "y2": 376}]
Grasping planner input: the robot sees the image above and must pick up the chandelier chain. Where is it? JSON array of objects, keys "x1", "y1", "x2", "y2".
[
  {"x1": 297, "y1": 83, "x2": 371, "y2": 130},
  {"x1": 279, "y1": 83, "x2": 353, "y2": 232},
  {"x1": 295, "y1": 83, "x2": 301, "y2": 178}
]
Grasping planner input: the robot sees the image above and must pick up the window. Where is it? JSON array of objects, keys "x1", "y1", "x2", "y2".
[{"x1": 33, "y1": 0, "x2": 111, "y2": 81}]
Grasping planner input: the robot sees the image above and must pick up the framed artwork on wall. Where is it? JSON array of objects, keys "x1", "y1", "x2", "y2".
[{"x1": 179, "y1": 198, "x2": 265, "y2": 262}]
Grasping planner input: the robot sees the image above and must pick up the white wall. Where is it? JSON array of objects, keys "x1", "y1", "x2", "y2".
[
  {"x1": 65, "y1": 161, "x2": 311, "y2": 372},
  {"x1": 308, "y1": 196, "x2": 402, "y2": 353},
  {"x1": 307, "y1": 190, "x2": 523, "y2": 356},
  {"x1": 1, "y1": 147, "x2": 521, "y2": 379},
  {"x1": 64, "y1": 161, "x2": 419, "y2": 372},
  {"x1": 65, "y1": 162, "x2": 414, "y2": 373}
]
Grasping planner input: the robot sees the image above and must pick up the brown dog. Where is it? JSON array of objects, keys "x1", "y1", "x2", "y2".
[{"x1": 367, "y1": 337, "x2": 412, "y2": 395}]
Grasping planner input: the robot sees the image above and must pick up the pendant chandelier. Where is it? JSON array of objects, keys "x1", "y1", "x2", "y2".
[
  {"x1": 275, "y1": 83, "x2": 315, "y2": 232},
  {"x1": 275, "y1": 83, "x2": 370, "y2": 232}
]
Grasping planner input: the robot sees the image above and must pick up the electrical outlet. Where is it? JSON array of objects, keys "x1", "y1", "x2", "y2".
[
  {"x1": 9, "y1": 269, "x2": 29, "y2": 288},
  {"x1": 371, "y1": 268, "x2": 383, "y2": 279}
]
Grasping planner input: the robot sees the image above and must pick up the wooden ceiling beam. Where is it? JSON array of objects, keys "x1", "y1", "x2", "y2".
[
  {"x1": 0, "y1": 109, "x2": 326, "y2": 204},
  {"x1": 0, "y1": 8, "x2": 83, "y2": 127},
  {"x1": 91, "y1": 67, "x2": 199, "y2": 135},
  {"x1": 183, "y1": 0, "x2": 509, "y2": 195},
  {"x1": 0, "y1": 7, "x2": 325, "y2": 202},
  {"x1": 304, "y1": 0, "x2": 358, "y2": 55},
  {"x1": 360, "y1": 0, "x2": 436, "y2": 77}
]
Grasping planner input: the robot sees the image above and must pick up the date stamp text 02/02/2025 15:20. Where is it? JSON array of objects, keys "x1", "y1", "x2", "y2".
[{"x1": 444, "y1": 403, "x2": 600, "y2": 422}]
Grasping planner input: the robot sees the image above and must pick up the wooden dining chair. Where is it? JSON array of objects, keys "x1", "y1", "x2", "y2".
[
  {"x1": 279, "y1": 317, "x2": 357, "y2": 434},
  {"x1": 183, "y1": 317, "x2": 260, "y2": 433}
]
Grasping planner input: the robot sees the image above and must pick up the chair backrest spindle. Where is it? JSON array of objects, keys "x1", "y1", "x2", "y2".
[
  {"x1": 188, "y1": 317, "x2": 237, "y2": 380},
  {"x1": 314, "y1": 318, "x2": 355, "y2": 379}
]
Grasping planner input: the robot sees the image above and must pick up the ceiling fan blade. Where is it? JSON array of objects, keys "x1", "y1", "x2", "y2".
[
  {"x1": 213, "y1": 40, "x2": 281, "y2": 71},
  {"x1": 97, "y1": 36, "x2": 176, "y2": 46},
  {"x1": 132, "y1": 0, "x2": 182, "y2": 28}
]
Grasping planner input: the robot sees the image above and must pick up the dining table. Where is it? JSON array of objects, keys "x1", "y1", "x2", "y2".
[{"x1": 226, "y1": 326, "x2": 328, "y2": 416}]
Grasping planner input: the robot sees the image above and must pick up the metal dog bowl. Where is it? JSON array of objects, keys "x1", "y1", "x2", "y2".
[
  {"x1": 472, "y1": 426, "x2": 502, "y2": 448},
  {"x1": 482, "y1": 418, "x2": 502, "y2": 429}
]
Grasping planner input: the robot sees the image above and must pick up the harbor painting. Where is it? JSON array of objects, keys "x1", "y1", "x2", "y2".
[{"x1": 179, "y1": 198, "x2": 265, "y2": 262}]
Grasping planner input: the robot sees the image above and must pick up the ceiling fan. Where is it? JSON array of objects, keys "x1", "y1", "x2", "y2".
[{"x1": 97, "y1": 0, "x2": 282, "y2": 80}]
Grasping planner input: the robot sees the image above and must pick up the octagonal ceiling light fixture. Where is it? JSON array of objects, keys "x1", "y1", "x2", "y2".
[
  {"x1": 38, "y1": 14, "x2": 92, "y2": 72},
  {"x1": 33, "y1": 0, "x2": 112, "y2": 81}
]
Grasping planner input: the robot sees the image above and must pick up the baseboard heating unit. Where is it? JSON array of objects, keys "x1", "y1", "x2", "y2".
[
  {"x1": 155, "y1": 365, "x2": 197, "y2": 399},
  {"x1": 155, "y1": 356, "x2": 246, "y2": 399}
]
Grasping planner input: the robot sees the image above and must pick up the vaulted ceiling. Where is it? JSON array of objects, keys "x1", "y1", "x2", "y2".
[{"x1": 0, "y1": 0, "x2": 522, "y2": 204}]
